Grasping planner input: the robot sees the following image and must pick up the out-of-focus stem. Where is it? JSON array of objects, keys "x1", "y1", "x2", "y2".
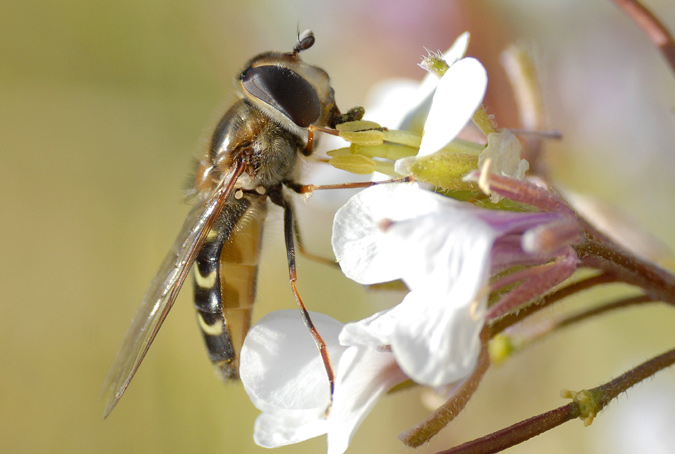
[
  {"x1": 499, "y1": 295, "x2": 656, "y2": 356},
  {"x1": 501, "y1": 45, "x2": 547, "y2": 174},
  {"x1": 611, "y1": 0, "x2": 675, "y2": 75},
  {"x1": 555, "y1": 294, "x2": 655, "y2": 329}
]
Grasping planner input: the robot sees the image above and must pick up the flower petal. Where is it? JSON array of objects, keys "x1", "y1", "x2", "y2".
[
  {"x1": 332, "y1": 183, "x2": 443, "y2": 284},
  {"x1": 442, "y1": 31, "x2": 470, "y2": 66},
  {"x1": 240, "y1": 310, "x2": 344, "y2": 411},
  {"x1": 328, "y1": 346, "x2": 407, "y2": 454},
  {"x1": 397, "y1": 32, "x2": 471, "y2": 132},
  {"x1": 241, "y1": 310, "x2": 408, "y2": 454},
  {"x1": 418, "y1": 57, "x2": 488, "y2": 157},
  {"x1": 364, "y1": 78, "x2": 421, "y2": 128},
  {"x1": 240, "y1": 310, "x2": 346, "y2": 447},
  {"x1": 389, "y1": 290, "x2": 486, "y2": 386},
  {"x1": 385, "y1": 205, "x2": 496, "y2": 294},
  {"x1": 339, "y1": 308, "x2": 397, "y2": 348},
  {"x1": 254, "y1": 412, "x2": 327, "y2": 448}
]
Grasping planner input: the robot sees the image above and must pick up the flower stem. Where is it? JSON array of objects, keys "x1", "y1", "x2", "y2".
[
  {"x1": 610, "y1": 0, "x2": 675, "y2": 75},
  {"x1": 576, "y1": 224, "x2": 675, "y2": 305},
  {"x1": 588, "y1": 347, "x2": 675, "y2": 411},
  {"x1": 472, "y1": 106, "x2": 498, "y2": 136},
  {"x1": 554, "y1": 294, "x2": 655, "y2": 329},
  {"x1": 435, "y1": 347, "x2": 675, "y2": 454},
  {"x1": 435, "y1": 404, "x2": 578, "y2": 454},
  {"x1": 498, "y1": 295, "x2": 657, "y2": 356},
  {"x1": 400, "y1": 330, "x2": 491, "y2": 447},
  {"x1": 488, "y1": 272, "x2": 615, "y2": 336}
]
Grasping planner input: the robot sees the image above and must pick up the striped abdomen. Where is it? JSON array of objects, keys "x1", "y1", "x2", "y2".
[{"x1": 193, "y1": 192, "x2": 267, "y2": 380}]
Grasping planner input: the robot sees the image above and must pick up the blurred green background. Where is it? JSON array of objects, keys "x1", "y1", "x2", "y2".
[{"x1": 2, "y1": 1, "x2": 674, "y2": 453}]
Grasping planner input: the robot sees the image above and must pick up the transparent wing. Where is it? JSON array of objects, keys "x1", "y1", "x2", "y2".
[{"x1": 102, "y1": 161, "x2": 245, "y2": 418}]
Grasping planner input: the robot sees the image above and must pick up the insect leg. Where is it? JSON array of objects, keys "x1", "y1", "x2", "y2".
[
  {"x1": 270, "y1": 191, "x2": 336, "y2": 402},
  {"x1": 303, "y1": 106, "x2": 365, "y2": 156},
  {"x1": 286, "y1": 175, "x2": 413, "y2": 195}
]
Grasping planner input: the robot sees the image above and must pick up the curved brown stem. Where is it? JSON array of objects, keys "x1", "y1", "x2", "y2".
[
  {"x1": 611, "y1": 0, "x2": 675, "y2": 75},
  {"x1": 400, "y1": 330, "x2": 491, "y2": 447},
  {"x1": 435, "y1": 347, "x2": 675, "y2": 454},
  {"x1": 435, "y1": 404, "x2": 578, "y2": 454},
  {"x1": 575, "y1": 225, "x2": 675, "y2": 305},
  {"x1": 488, "y1": 272, "x2": 615, "y2": 336}
]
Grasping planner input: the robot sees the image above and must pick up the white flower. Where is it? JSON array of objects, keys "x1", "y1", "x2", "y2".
[
  {"x1": 332, "y1": 183, "x2": 580, "y2": 386},
  {"x1": 240, "y1": 310, "x2": 407, "y2": 454},
  {"x1": 332, "y1": 183, "x2": 493, "y2": 386}
]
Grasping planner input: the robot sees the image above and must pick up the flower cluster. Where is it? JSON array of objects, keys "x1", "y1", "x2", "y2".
[{"x1": 239, "y1": 28, "x2": 675, "y2": 454}]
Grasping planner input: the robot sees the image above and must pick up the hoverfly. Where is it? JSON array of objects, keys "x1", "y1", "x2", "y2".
[{"x1": 102, "y1": 30, "x2": 364, "y2": 417}]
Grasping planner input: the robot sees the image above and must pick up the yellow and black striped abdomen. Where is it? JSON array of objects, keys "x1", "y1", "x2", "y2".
[{"x1": 193, "y1": 192, "x2": 267, "y2": 380}]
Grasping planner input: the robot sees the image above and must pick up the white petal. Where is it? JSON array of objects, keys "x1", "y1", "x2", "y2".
[
  {"x1": 331, "y1": 183, "x2": 444, "y2": 284},
  {"x1": 390, "y1": 290, "x2": 486, "y2": 386},
  {"x1": 396, "y1": 33, "x2": 470, "y2": 132},
  {"x1": 441, "y1": 31, "x2": 470, "y2": 66},
  {"x1": 393, "y1": 156, "x2": 415, "y2": 176},
  {"x1": 254, "y1": 412, "x2": 327, "y2": 448},
  {"x1": 418, "y1": 58, "x2": 488, "y2": 157},
  {"x1": 327, "y1": 346, "x2": 407, "y2": 454},
  {"x1": 386, "y1": 207, "x2": 496, "y2": 294},
  {"x1": 364, "y1": 78, "x2": 422, "y2": 128},
  {"x1": 240, "y1": 310, "x2": 346, "y2": 446},
  {"x1": 339, "y1": 308, "x2": 398, "y2": 348},
  {"x1": 240, "y1": 310, "x2": 343, "y2": 411}
]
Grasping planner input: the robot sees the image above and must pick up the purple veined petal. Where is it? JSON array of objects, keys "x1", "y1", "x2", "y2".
[
  {"x1": 240, "y1": 310, "x2": 346, "y2": 447},
  {"x1": 473, "y1": 210, "x2": 568, "y2": 237},
  {"x1": 332, "y1": 183, "x2": 445, "y2": 285},
  {"x1": 327, "y1": 346, "x2": 408, "y2": 454},
  {"x1": 418, "y1": 57, "x2": 488, "y2": 157},
  {"x1": 389, "y1": 290, "x2": 486, "y2": 387}
]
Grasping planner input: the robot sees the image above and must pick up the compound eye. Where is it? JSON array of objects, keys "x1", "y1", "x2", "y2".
[{"x1": 241, "y1": 66, "x2": 321, "y2": 128}]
